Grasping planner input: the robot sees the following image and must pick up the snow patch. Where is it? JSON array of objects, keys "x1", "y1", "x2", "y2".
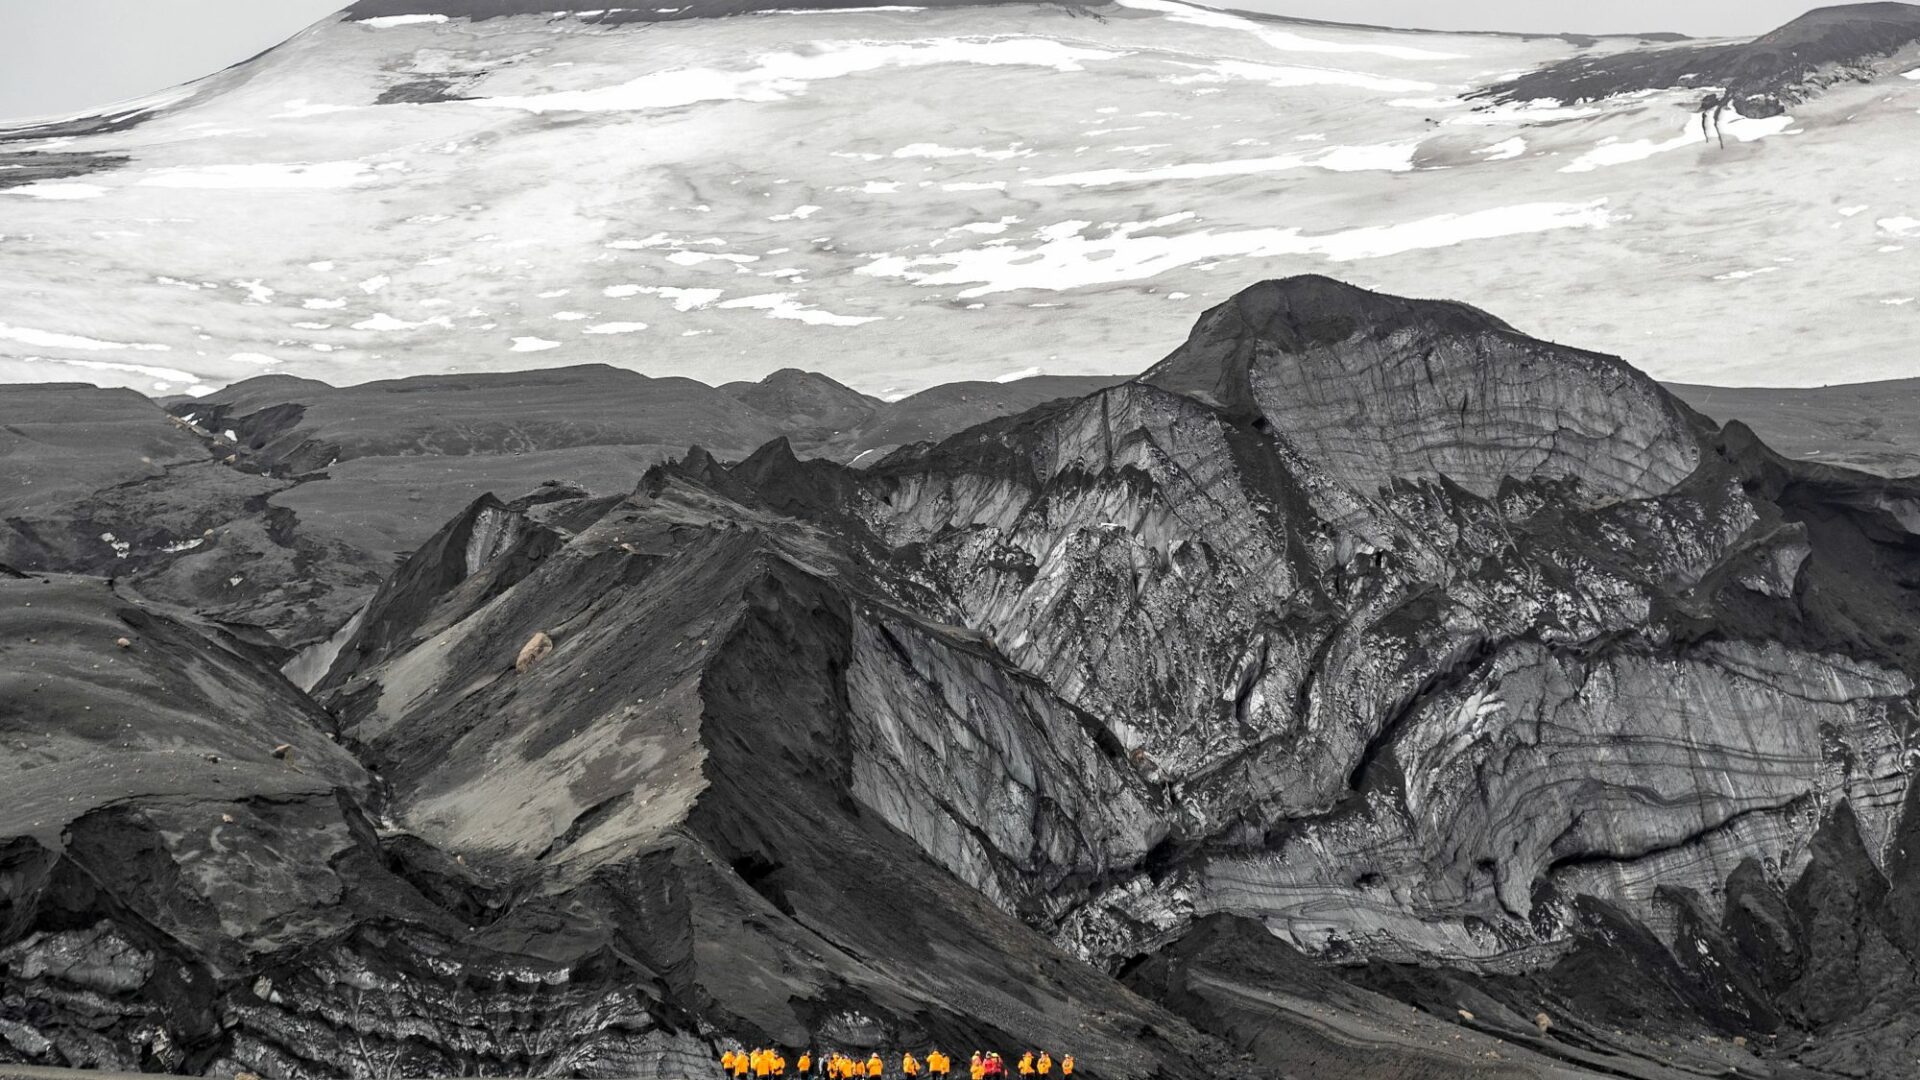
[
  {"x1": 1162, "y1": 59, "x2": 1432, "y2": 94},
  {"x1": 353, "y1": 312, "x2": 451, "y2": 331},
  {"x1": 583, "y1": 322, "x2": 650, "y2": 334},
  {"x1": 1561, "y1": 112, "x2": 1794, "y2": 173},
  {"x1": 1474, "y1": 136, "x2": 1527, "y2": 161},
  {"x1": 755, "y1": 5, "x2": 926, "y2": 12},
  {"x1": 667, "y1": 250, "x2": 759, "y2": 265},
  {"x1": 1115, "y1": 0, "x2": 1462, "y2": 60},
  {"x1": 629, "y1": 286, "x2": 724, "y2": 310},
  {"x1": 858, "y1": 201, "x2": 1616, "y2": 297},
  {"x1": 139, "y1": 162, "x2": 375, "y2": 189},
  {"x1": 716, "y1": 293, "x2": 881, "y2": 326},
  {"x1": 1446, "y1": 100, "x2": 1604, "y2": 126},
  {"x1": 510, "y1": 337, "x2": 562, "y2": 352},
  {"x1": 468, "y1": 38, "x2": 1123, "y2": 114},
  {"x1": 1031, "y1": 143, "x2": 1414, "y2": 187},
  {"x1": 0, "y1": 322, "x2": 170, "y2": 352},
  {"x1": 0, "y1": 182, "x2": 107, "y2": 200},
  {"x1": 892, "y1": 143, "x2": 1030, "y2": 160},
  {"x1": 360, "y1": 14, "x2": 450, "y2": 28}
]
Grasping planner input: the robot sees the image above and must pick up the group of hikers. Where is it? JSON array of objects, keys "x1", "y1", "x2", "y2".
[{"x1": 723, "y1": 1049, "x2": 1075, "y2": 1080}]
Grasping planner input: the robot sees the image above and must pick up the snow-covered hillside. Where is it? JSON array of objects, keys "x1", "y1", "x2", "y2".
[{"x1": 2, "y1": 0, "x2": 1917, "y2": 396}]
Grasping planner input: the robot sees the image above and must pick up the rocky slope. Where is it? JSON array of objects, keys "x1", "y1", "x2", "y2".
[
  {"x1": 0, "y1": 367, "x2": 1121, "y2": 654},
  {"x1": 7, "y1": 276, "x2": 1920, "y2": 1078}
]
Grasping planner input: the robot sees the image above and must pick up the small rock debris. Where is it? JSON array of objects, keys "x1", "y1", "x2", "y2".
[{"x1": 516, "y1": 630, "x2": 555, "y2": 673}]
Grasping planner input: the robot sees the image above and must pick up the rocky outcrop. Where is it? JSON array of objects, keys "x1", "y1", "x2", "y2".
[
  {"x1": 1142, "y1": 276, "x2": 1703, "y2": 499},
  {"x1": 9, "y1": 276, "x2": 1920, "y2": 1078},
  {"x1": 1483, "y1": 3, "x2": 1920, "y2": 116}
]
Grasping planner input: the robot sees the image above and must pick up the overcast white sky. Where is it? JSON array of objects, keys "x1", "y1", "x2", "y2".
[{"x1": 0, "y1": 1, "x2": 1824, "y2": 122}]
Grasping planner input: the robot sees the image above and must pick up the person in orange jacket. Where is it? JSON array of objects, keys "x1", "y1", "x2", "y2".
[
  {"x1": 1017, "y1": 1053, "x2": 1034, "y2": 1077},
  {"x1": 1035, "y1": 1054, "x2": 1051, "y2": 1076},
  {"x1": 724, "y1": 1052, "x2": 739, "y2": 1073},
  {"x1": 757, "y1": 1051, "x2": 775, "y2": 1078},
  {"x1": 1059, "y1": 1057, "x2": 1073, "y2": 1077},
  {"x1": 903, "y1": 1054, "x2": 921, "y2": 1077},
  {"x1": 930, "y1": 1051, "x2": 948, "y2": 1076},
  {"x1": 799, "y1": 1053, "x2": 812, "y2": 1074},
  {"x1": 866, "y1": 1053, "x2": 884, "y2": 1078}
]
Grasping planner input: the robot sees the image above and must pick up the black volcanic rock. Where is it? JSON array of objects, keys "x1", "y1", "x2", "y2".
[
  {"x1": 0, "y1": 152, "x2": 131, "y2": 190},
  {"x1": 1483, "y1": 2, "x2": 1920, "y2": 115},
  {"x1": 14, "y1": 277, "x2": 1920, "y2": 1078}
]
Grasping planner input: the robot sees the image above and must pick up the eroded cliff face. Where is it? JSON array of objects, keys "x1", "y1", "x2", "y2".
[
  {"x1": 842, "y1": 278, "x2": 1920, "y2": 1072},
  {"x1": 7, "y1": 276, "x2": 1920, "y2": 1079}
]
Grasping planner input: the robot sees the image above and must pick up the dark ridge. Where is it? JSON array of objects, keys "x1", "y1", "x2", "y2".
[
  {"x1": 0, "y1": 105, "x2": 159, "y2": 144},
  {"x1": 1205, "y1": 4, "x2": 1689, "y2": 46},
  {"x1": 728, "y1": 436, "x2": 864, "y2": 519},
  {"x1": 342, "y1": 0, "x2": 1106, "y2": 26},
  {"x1": 1480, "y1": 2, "x2": 1920, "y2": 115},
  {"x1": 0, "y1": 151, "x2": 131, "y2": 190}
]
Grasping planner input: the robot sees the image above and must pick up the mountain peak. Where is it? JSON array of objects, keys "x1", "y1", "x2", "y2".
[
  {"x1": 1144, "y1": 276, "x2": 1702, "y2": 499},
  {"x1": 1141, "y1": 275, "x2": 1515, "y2": 416},
  {"x1": 721, "y1": 367, "x2": 881, "y2": 435}
]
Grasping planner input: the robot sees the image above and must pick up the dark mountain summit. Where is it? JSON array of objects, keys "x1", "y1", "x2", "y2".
[
  {"x1": 1484, "y1": 2, "x2": 1920, "y2": 114},
  {"x1": 719, "y1": 368, "x2": 883, "y2": 440},
  {"x1": 9, "y1": 276, "x2": 1920, "y2": 1078}
]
